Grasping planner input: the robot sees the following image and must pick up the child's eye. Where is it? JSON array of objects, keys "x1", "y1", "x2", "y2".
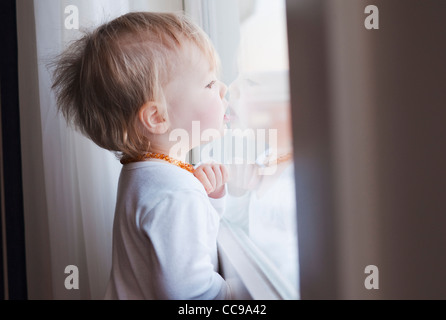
[{"x1": 206, "y1": 80, "x2": 216, "y2": 89}]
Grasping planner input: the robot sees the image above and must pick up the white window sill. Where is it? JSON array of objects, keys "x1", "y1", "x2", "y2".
[{"x1": 217, "y1": 219, "x2": 299, "y2": 300}]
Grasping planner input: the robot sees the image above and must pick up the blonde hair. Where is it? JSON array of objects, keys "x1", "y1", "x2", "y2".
[{"x1": 51, "y1": 12, "x2": 219, "y2": 159}]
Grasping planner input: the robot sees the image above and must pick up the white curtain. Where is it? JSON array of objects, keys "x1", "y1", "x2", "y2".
[{"x1": 18, "y1": 0, "x2": 183, "y2": 300}]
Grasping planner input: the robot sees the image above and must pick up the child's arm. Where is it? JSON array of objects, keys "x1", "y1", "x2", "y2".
[{"x1": 193, "y1": 163, "x2": 229, "y2": 199}]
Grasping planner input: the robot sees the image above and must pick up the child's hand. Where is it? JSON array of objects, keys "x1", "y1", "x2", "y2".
[{"x1": 194, "y1": 163, "x2": 229, "y2": 199}]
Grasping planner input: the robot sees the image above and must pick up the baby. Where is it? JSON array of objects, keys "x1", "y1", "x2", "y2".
[{"x1": 51, "y1": 12, "x2": 231, "y2": 299}]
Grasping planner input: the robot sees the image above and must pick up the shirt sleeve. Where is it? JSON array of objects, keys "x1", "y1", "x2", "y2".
[
  {"x1": 208, "y1": 184, "x2": 227, "y2": 218},
  {"x1": 140, "y1": 190, "x2": 230, "y2": 300}
]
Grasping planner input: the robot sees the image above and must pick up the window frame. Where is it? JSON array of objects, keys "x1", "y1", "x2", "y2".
[{"x1": 218, "y1": 220, "x2": 282, "y2": 300}]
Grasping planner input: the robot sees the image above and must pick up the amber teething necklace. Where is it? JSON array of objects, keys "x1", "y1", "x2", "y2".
[
  {"x1": 257, "y1": 151, "x2": 293, "y2": 168},
  {"x1": 120, "y1": 153, "x2": 195, "y2": 173}
]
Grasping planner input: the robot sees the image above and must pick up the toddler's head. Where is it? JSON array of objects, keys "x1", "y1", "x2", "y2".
[{"x1": 51, "y1": 12, "x2": 227, "y2": 161}]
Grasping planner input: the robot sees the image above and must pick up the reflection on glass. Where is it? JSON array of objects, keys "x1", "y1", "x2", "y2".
[{"x1": 223, "y1": 0, "x2": 299, "y2": 299}]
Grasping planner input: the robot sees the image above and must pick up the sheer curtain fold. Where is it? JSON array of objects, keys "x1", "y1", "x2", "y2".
[
  {"x1": 20, "y1": 0, "x2": 182, "y2": 300},
  {"x1": 33, "y1": 0, "x2": 125, "y2": 300}
]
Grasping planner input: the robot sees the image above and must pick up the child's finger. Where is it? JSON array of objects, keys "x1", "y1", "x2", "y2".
[
  {"x1": 194, "y1": 169, "x2": 213, "y2": 193},
  {"x1": 220, "y1": 164, "x2": 229, "y2": 184},
  {"x1": 212, "y1": 164, "x2": 223, "y2": 189},
  {"x1": 202, "y1": 166, "x2": 217, "y2": 192}
]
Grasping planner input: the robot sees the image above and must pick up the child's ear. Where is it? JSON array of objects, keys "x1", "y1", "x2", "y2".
[{"x1": 138, "y1": 102, "x2": 169, "y2": 135}]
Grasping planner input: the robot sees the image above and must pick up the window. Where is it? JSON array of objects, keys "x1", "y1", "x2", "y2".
[{"x1": 186, "y1": 0, "x2": 299, "y2": 299}]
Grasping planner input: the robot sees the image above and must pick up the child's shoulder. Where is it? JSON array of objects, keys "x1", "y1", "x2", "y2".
[{"x1": 120, "y1": 161, "x2": 205, "y2": 195}]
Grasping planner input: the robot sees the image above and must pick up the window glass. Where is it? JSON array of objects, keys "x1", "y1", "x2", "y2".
[{"x1": 198, "y1": 0, "x2": 299, "y2": 299}]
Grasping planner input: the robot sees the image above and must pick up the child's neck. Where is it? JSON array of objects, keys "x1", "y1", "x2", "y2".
[{"x1": 148, "y1": 147, "x2": 189, "y2": 163}]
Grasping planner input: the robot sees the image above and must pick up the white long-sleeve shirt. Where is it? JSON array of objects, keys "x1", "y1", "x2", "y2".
[{"x1": 104, "y1": 160, "x2": 230, "y2": 300}]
